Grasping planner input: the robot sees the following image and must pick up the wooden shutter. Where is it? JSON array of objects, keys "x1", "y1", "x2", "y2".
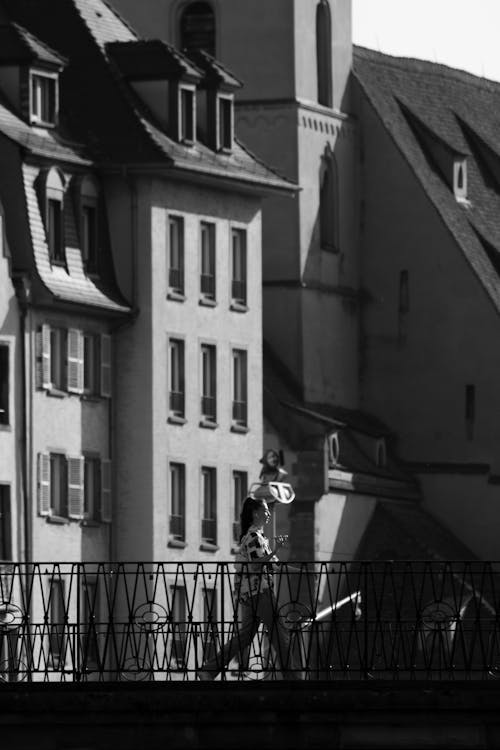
[
  {"x1": 67, "y1": 456, "x2": 84, "y2": 520},
  {"x1": 100, "y1": 459, "x2": 112, "y2": 523},
  {"x1": 36, "y1": 324, "x2": 51, "y2": 390},
  {"x1": 38, "y1": 452, "x2": 51, "y2": 516},
  {"x1": 67, "y1": 329, "x2": 83, "y2": 394},
  {"x1": 100, "y1": 334, "x2": 111, "y2": 398}
]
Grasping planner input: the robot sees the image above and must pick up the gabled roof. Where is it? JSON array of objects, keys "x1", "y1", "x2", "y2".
[
  {"x1": 1, "y1": 0, "x2": 295, "y2": 193},
  {"x1": 353, "y1": 46, "x2": 500, "y2": 316},
  {"x1": 107, "y1": 39, "x2": 203, "y2": 81},
  {"x1": 187, "y1": 48, "x2": 242, "y2": 90},
  {"x1": 0, "y1": 22, "x2": 67, "y2": 67}
]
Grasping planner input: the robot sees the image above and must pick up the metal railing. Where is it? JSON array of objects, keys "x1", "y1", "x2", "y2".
[
  {"x1": 0, "y1": 561, "x2": 499, "y2": 682},
  {"x1": 231, "y1": 279, "x2": 246, "y2": 305},
  {"x1": 168, "y1": 268, "x2": 184, "y2": 294}
]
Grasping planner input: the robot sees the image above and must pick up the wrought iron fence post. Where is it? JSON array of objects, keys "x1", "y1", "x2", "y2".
[
  {"x1": 221, "y1": 562, "x2": 225, "y2": 681},
  {"x1": 75, "y1": 564, "x2": 81, "y2": 682},
  {"x1": 363, "y1": 561, "x2": 369, "y2": 679}
]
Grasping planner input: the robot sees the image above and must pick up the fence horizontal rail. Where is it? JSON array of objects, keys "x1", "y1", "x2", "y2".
[{"x1": 0, "y1": 562, "x2": 499, "y2": 682}]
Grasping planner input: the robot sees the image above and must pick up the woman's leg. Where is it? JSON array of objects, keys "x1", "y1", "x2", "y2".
[
  {"x1": 256, "y1": 589, "x2": 301, "y2": 680},
  {"x1": 199, "y1": 601, "x2": 258, "y2": 679}
]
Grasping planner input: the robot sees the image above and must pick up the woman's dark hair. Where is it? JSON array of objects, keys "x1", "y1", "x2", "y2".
[{"x1": 239, "y1": 496, "x2": 266, "y2": 541}]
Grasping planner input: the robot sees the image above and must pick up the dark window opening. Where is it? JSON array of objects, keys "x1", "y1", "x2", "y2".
[
  {"x1": 82, "y1": 205, "x2": 98, "y2": 271},
  {"x1": 201, "y1": 467, "x2": 217, "y2": 544},
  {"x1": 218, "y1": 97, "x2": 232, "y2": 150},
  {"x1": 465, "y1": 384, "x2": 475, "y2": 440},
  {"x1": 180, "y1": 1, "x2": 216, "y2": 56},
  {"x1": 201, "y1": 344, "x2": 216, "y2": 422},
  {"x1": 232, "y1": 471, "x2": 247, "y2": 543},
  {"x1": 180, "y1": 88, "x2": 195, "y2": 143},
  {"x1": 31, "y1": 74, "x2": 57, "y2": 125},
  {"x1": 169, "y1": 339, "x2": 185, "y2": 418},
  {"x1": 169, "y1": 216, "x2": 185, "y2": 294},
  {"x1": 316, "y1": 0, "x2": 333, "y2": 107},
  {"x1": 200, "y1": 222, "x2": 216, "y2": 299},
  {"x1": 0, "y1": 346, "x2": 9, "y2": 425},
  {"x1": 48, "y1": 198, "x2": 64, "y2": 263},
  {"x1": 169, "y1": 463, "x2": 186, "y2": 541},
  {"x1": 0, "y1": 486, "x2": 11, "y2": 560}
]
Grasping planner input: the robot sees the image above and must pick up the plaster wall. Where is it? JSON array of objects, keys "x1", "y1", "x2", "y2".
[
  {"x1": 0, "y1": 207, "x2": 20, "y2": 562},
  {"x1": 110, "y1": 175, "x2": 264, "y2": 563},
  {"x1": 30, "y1": 309, "x2": 111, "y2": 562}
]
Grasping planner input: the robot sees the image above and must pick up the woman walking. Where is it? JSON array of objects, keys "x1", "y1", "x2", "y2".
[{"x1": 198, "y1": 496, "x2": 300, "y2": 680}]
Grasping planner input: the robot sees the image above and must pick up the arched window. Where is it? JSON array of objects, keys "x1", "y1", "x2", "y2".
[
  {"x1": 180, "y1": 2, "x2": 216, "y2": 56},
  {"x1": 316, "y1": 0, "x2": 333, "y2": 107},
  {"x1": 37, "y1": 167, "x2": 66, "y2": 264},
  {"x1": 319, "y1": 155, "x2": 338, "y2": 251}
]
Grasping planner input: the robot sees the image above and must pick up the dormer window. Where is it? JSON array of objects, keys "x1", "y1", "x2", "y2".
[
  {"x1": 38, "y1": 167, "x2": 66, "y2": 265},
  {"x1": 454, "y1": 158, "x2": 468, "y2": 202},
  {"x1": 179, "y1": 85, "x2": 196, "y2": 143},
  {"x1": 77, "y1": 175, "x2": 100, "y2": 273},
  {"x1": 30, "y1": 71, "x2": 58, "y2": 126},
  {"x1": 218, "y1": 95, "x2": 233, "y2": 151}
]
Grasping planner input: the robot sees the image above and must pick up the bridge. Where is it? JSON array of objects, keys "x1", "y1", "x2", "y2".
[{"x1": 1, "y1": 561, "x2": 500, "y2": 748}]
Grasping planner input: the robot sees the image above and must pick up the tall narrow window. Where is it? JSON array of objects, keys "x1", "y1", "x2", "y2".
[
  {"x1": 50, "y1": 328, "x2": 66, "y2": 391},
  {"x1": 231, "y1": 228, "x2": 247, "y2": 307},
  {"x1": 49, "y1": 577, "x2": 66, "y2": 667},
  {"x1": 48, "y1": 198, "x2": 64, "y2": 262},
  {"x1": 200, "y1": 222, "x2": 216, "y2": 301},
  {"x1": 201, "y1": 466, "x2": 217, "y2": 545},
  {"x1": 232, "y1": 471, "x2": 247, "y2": 544},
  {"x1": 180, "y1": 1, "x2": 216, "y2": 56},
  {"x1": 465, "y1": 384, "x2": 475, "y2": 440},
  {"x1": 169, "y1": 339, "x2": 185, "y2": 419},
  {"x1": 319, "y1": 158, "x2": 338, "y2": 251},
  {"x1": 84, "y1": 457, "x2": 101, "y2": 521},
  {"x1": 232, "y1": 349, "x2": 248, "y2": 428},
  {"x1": 82, "y1": 205, "x2": 97, "y2": 270},
  {"x1": 31, "y1": 72, "x2": 57, "y2": 125},
  {"x1": 168, "y1": 216, "x2": 185, "y2": 296},
  {"x1": 170, "y1": 586, "x2": 188, "y2": 667},
  {"x1": 0, "y1": 345, "x2": 9, "y2": 425},
  {"x1": 0, "y1": 486, "x2": 11, "y2": 560},
  {"x1": 218, "y1": 96, "x2": 233, "y2": 151},
  {"x1": 180, "y1": 87, "x2": 195, "y2": 143},
  {"x1": 316, "y1": 0, "x2": 333, "y2": 107},
  {"x1": 169, "y1": 462, "x2": 186, "y2": 542},
  {"x1": 200, "y1": 344, "x2": 217, "y2": 423},
  {"x1": 50, "y1": 453, "x2": 68, "y2": 518},
  {"x1": 83, "y1": 333, "x2": 99, "y2": 395}
]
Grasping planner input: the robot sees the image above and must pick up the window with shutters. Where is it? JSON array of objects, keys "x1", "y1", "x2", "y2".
[
  {"x1": 201, "y1": 466, "x2": 217, "y2": 546},
  {"x1": 67, "y1": 329, "x2": 84, "y2": 395},
  {"x1": 200, "y1": 222, "x2": 216, "y2": 302},
  {"x1": 100, "y1": 459, "x2": 112, "y2": 523},
  {"x1": 83, "y1": 457, "x2": 100, "y2": 521},
  {"x1": 50, "y1": 453, "x2": 68, "y2": 518},
  {"x1": 168, "y1": 216, "x2": 185, "y2": 298},
  {"x1": 0, "y1": 486, "x2": 11, "y2": 560},
  {"x1": 169, "y1": 462, "x2": 185, "y2": 542},
  {"x1": 100, "y1": 334, "x2": 112, "y2": 399},
  {"x1": 168, "y1": 338, "x2": 185, "y2": 420},
  {"x1": 83, "y1": 333, "x2": 100, "y2": 396},
  {"x1": 232, "y1": 349, "x2": 248, "y2": 429},
  {"x1": 200, "y1": 344, "x2": 217, "y2": 424},
  {"x1": 231, "y1": 228, "x2": 247, "y2": 309},
  {"x1": 50, "y1": 328, "x2": 67, "y2": 391},
  {"x1": 38, "y1": 167, "x2": 66, "y2": 265},
  {"x1": 232, "y1": 470, "x2": 247, "y2": 544},
  {"x1": 0, "y1": 345, "x2": 9, "y2": 425}
]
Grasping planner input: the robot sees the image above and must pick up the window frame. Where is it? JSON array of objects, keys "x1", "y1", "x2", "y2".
[
  {"x1": 0, "y1": 344, "x2": 9, "y2": 426},
  {"x1": 200, "y1": 343, "x2": 217, "y2": 425},
  {"x1": 49, "y1": 327, "x2": 67, "y2": 392},
  {"x1": 0, "y1": 485, "x2": 12, "y2": 561},
  {"x1": 30, "y1": 69, "x2": 58, "y2": 127},
  {"x1": 231, "y1": 469, "x2": 247, "y2": 545},
  {"x1": 179, "y1": 84, "x2": 196, "y2": 144},
  {"x1": 200, "y1": 221, "x2": 216, "y2": 302},
  {"x1": 50, "y1": 452, "x2": 68, "y2": 519},
  {"x1": 231, "y1": 348, "x2": 248, "y2": 429},
  {"x1": 169, "y1": 461, "x2": 186, "y2": 543},
  {"x1": 83, "y1": 456, "x2": 101, "y2": 522},
  {"x1": 230, "y1": 227, "x2": 248, "y2": 309},
  {"x1": 217, "y1": 94, "x2": 233, "y2": 152},
  {"x1": 168, "y1": 337, "x2": 186, "y2": 420},
  {"x1": 201, "y1": 465, "x2": 217, "y2": 546},
  {"x1": 167, "y1": 215, "x2": 185, "y2": 298}
]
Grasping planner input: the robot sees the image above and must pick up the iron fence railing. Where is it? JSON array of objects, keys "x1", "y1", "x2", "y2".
[{"x1": 0, "y1": 562, "x2": 500, "y2": 682}]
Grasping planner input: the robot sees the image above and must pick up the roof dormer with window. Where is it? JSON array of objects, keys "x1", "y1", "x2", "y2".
[
  {"x1": 187, "y1": 49, "x2": 242, "y2": 153},
  {"x1": 106, "y1": 40, "x2": 202, "y2": 144},
  {"x1": 0, "y1": 23, "x2": 66, "y2": 127}
]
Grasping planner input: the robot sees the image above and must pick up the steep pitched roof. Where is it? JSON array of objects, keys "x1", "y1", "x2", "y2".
[
  {"x1": 353, "y1": 46, "x2": 500, "y2": 316},
  {"x1": 107, "y1": 39, "x2": 203, "y2": 81},
  {"x1": 0, "y1": 22, "x2": 67, "y2": 66},
  {"x1": 1, "y1": 0, "x2": 294, "y2": 192}
]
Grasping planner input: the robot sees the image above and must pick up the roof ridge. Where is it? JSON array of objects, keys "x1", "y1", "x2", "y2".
[{"x1": 354, "y1": 44, "x2": 500, "y2": 93}]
